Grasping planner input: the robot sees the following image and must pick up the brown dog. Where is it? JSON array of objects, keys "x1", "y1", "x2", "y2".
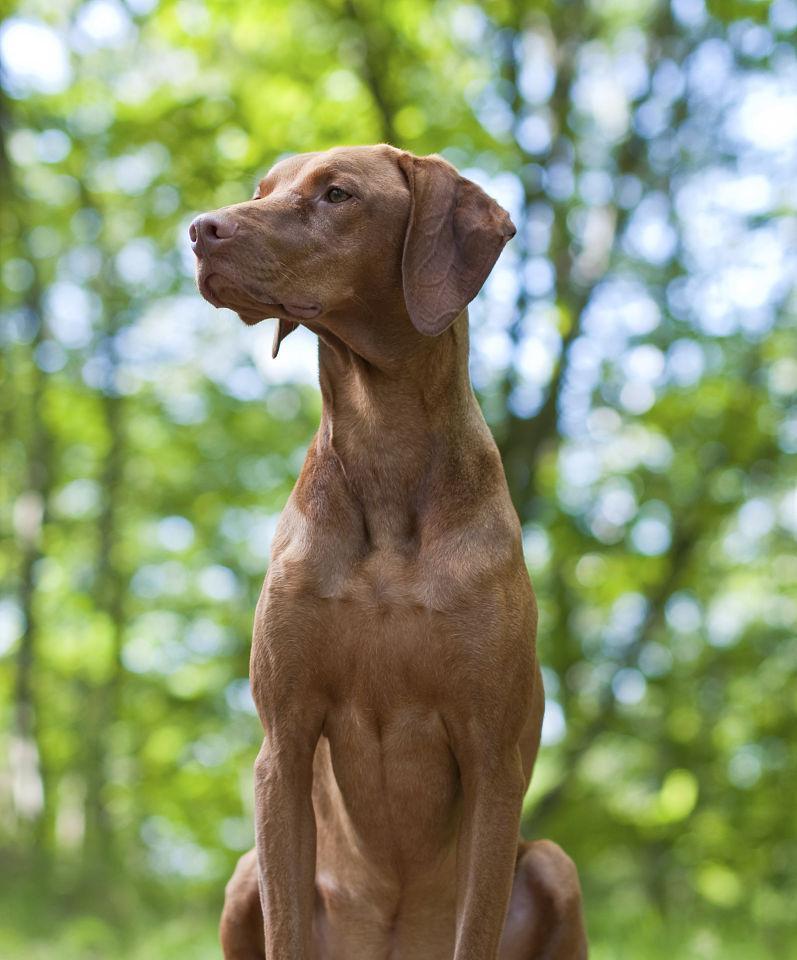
[{"x1": 190, "y1": 145, "x2": 587, "y2": 960}]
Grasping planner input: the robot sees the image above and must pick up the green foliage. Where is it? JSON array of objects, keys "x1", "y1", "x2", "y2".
[{"x1": 1, "y1": 0, "x2": 795, "y2": 956}]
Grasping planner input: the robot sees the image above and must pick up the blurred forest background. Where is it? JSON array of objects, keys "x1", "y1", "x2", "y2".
[{"x1": 1, "y1": 0, "x2": 795, "y2": 957}]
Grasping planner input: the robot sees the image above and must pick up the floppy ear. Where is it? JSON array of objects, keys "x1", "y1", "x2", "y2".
[
  {"x1": 398, "y1": 153, "x2": 516, "y2": 337},
  {"x1": 271, "y1": 318, "x2": 298, "y2": 358}
]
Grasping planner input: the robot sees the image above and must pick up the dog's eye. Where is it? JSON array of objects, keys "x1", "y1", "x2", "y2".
[{"x1": 326, "y1": 187, "x2": 351, "y2": 204}]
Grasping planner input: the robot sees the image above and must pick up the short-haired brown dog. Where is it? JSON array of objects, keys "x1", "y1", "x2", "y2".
[{"x1": 191, "y1": 145, "x2": 588, "y2": 960}]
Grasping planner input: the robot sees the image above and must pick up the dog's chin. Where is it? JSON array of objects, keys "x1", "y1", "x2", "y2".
[
  {"x1": 196, "y1": 272, "x2": 224, "y2": 308},
  {"x1": 198, "y1": 272, "x2": 321, "y2": 323}
]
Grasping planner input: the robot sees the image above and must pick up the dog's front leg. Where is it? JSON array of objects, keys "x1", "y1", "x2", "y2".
[
  {"x1": 452, "y1": 740, "x2": 526, "y2": 960},
  {"x1": 253, "y1": 725, "x2": 320, "y2": 960}
]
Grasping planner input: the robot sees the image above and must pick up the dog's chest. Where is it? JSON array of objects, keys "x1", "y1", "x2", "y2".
[
  {"x1": 257, "y1": 499, "x2": 530, "y2": 712},
  {"x1": 312, "y1": 552, "x2": 447, "y2": 671},
  {"x1": 261, "y1": 544, "x2": 475, "y2": 692}
]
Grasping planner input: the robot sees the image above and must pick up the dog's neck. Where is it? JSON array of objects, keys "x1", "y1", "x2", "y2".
[
  {"x1": 316, "y1": 312, "x2": 477, "y2": 456},
  {"x1": 310, "y1": 311, "x2": 495, "y2": 547}
]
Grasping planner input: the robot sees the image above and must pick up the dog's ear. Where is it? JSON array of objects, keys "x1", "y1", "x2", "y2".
[
  {"x1": 272, "y1": 318, "x2": 299, "y2": 358},
  {"x1": 398, "y1": 153, "x2": 516, "y2": 337}
]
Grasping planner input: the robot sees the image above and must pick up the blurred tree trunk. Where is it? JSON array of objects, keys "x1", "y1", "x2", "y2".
[
  {"x1": 11, "y1": 307, "x2": 53, "y2": 868},
  {"x1": 80, "y1": 399, "x2": 126, "y2": 887},
  {"x1": 79, "y1": 261, "x2": 128, "y2": 893},
  {"x1": 2, "y1": 86, "x2": 54, "y2": 872},
  {"x1": 481, "y1": 1, "x2": 710, "y2": 841},
  {"x1": 339, "y1": 0, "x2": 399, "y2": 144}
]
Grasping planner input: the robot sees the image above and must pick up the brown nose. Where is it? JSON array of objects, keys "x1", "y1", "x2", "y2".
[{"x1": 189, "y1": 213, "x2": 238, "y2": 254}]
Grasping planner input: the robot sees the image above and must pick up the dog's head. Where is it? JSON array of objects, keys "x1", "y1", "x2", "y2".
[{"x1": 190, "y1": 145, "x2": 515, "y2": 358}]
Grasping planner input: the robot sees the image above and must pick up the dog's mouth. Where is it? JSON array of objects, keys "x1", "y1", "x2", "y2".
[
  {"x1": 198, "y1": 271, "x2": 321, "y2": 322},
  {"x1": 197, "y1": 272, "x2": 225, "y2": 309}
]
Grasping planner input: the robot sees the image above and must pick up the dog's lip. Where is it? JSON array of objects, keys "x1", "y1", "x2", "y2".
[
  {"x1": 198, "y1": 272, "x2": 320, "y2": 320},
  {"x1": 283, "y1": 302, "x2": 321, "y2": 320},
  {"x1": 198, "y1": 273, "x2": 224, "y2": 308}
]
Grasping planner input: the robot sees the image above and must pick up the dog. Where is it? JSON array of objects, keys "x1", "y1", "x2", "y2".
[{"x1": 190, "y1": 144, "x2": 588, "y2": 959}]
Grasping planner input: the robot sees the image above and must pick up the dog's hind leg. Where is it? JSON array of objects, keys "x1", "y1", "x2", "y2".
[
  {"x1": 499, "y1": 840, "x2": 588, "y2": 960},
  {"x1": 221, "y1": 840, "x2": 586, "y2": 960},
  {"x1": 220, "y1": 849, "x2": 265, "y2": 960}
]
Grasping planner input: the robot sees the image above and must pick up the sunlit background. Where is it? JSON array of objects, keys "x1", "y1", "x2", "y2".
[{"x1": 1, "y1": 0, "x2": 796, "y2": 957}]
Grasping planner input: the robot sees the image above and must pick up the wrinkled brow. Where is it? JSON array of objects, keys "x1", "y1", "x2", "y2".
[
  {"x1": 254, "y1": 164, "x2": 363, "y2": 200},
  {"x1": 300, "y1": 164, "x2": 361, "y2": 188},
  {"x1": 253, "y1": 176, "x2": 273, "y2": 198},
  {"x1": 253, "y1": 152, "x2": 320, "y2": 197}
]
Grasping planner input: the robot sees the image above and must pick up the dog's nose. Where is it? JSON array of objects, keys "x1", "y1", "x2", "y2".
[{"x1": 189, "y1": 214, "x2": 238, "y2": 254}]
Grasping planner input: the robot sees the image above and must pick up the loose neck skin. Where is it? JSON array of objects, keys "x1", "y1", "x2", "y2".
[{"x1": 308, "y1": 310, "x2": 493, "y2": 546}]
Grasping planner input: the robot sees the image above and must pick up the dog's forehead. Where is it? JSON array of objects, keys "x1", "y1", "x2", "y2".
[
  {"x1": 262, "y1": 145, "x2": 403, "y2": 191},
  {"x1": 259, "y1": 152, "x2": 318, "y2": 190}
]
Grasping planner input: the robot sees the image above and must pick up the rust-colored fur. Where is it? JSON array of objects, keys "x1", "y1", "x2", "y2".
[{"x1": 191, "y1": 145, "x2": 587, "y2": 959}]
